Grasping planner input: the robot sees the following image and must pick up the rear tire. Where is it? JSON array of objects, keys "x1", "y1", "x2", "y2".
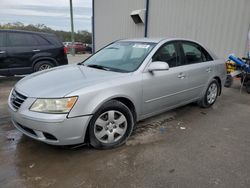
[
  {"x1": 224, "y1": 75, "x2": 233, "y2": 88},
  {"x1": 246, "y1": 81, "x2": 250, "y2": 94},
  {"x1": 89, "y1": 100, "x2": 134, "y2": 149},
  {"x1": 34, "y1": 61, "x2": 54, "y2": 72},
  {"x1": 199, "y1": 79, "x2": 219, "y2": 108}
]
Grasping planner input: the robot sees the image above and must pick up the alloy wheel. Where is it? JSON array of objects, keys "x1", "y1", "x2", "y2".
[
  {"x1": 207, "y1": 83, "x2": 218, "y2": 104},
  {"x1": 39, "y1": 64, "x2": 52, "y2": 71}
]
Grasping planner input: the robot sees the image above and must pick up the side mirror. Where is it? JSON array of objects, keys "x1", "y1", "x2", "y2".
[{"x1": 148, "y1": 61, "x2": 169, "y2": 72}]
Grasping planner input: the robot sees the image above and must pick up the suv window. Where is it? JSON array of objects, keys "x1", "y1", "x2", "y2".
[
  {"x1": 33, "y1": 35, "x2": 50, "y2": 46},
  {"x1": 8, "y1": 32, "x2": 38, "y2": 47},
  {"x1": 45, "y1": 35, "x2": 62, "y2": 47},
  {"x1": 182, "y1": 42, "x2": 212, "y2": 64},
  {"x1": 152, "y1": 42, "x2": 179, "y2": 68},
  {"x1": 0, "y1": 32, "x2": 5, "y2": 47}
]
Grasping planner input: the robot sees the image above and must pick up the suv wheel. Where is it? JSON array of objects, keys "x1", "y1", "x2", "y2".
[
  {"x1": 34, "y1": 61, "x2": 54, "y2": 72},
  {"x1": 199, "y1": 79, "x2": 219, "y2": 108},
  {"x1": 89, "y1": 100, "x2": 134, "y2": 149}
]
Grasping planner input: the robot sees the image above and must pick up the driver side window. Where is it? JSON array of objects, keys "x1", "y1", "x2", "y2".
[{"x1": 152, "y1": 42, "x2": 179, "y2": 68}]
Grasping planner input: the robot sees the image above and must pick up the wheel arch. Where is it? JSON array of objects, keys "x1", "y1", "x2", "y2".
[
  {"x1": 213, "y1": 76, "x2": 222, "y2": 95},
  {"x1": 200, "y1": 75, "x2": 223, "y2": 102},
  {"x1": 111, "y1": 97, "x2": 137, "y2": 122},
  {"x1": 91, "y1": 95, "x2": 138, "y2": 122},
  {"x1": 32, "y1": 57, "x2": 58, "y2": 68}
]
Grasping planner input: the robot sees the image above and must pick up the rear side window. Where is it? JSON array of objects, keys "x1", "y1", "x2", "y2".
[
  {"x1": 182, "y1": 42, "x2": 213, "y2": 64},
  {"x1": 152, "y1": 42, "x2": 180, "y2": 68},
  {"x1": 0, "y1": 32, "x2": 5, "y2": 47},
  {"x1": 33, "y1": 35, "x2": 50, "y2": 46},
  {"x1": 45, "y1": 35, "x2": 63, "y2": 47},
  {"x1": 8, "y1": 32, "x2": 38, "y2": 47}
]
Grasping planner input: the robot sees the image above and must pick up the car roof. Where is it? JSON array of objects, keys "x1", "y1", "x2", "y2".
[
  {"x1": 119, "y1": 38, "x2": 165, "y2": 43},
  {"x1": 119, "y1": 37, "x2": 204, "y2": 44},
  {"x1": 0, "y1": 29, "x2": 55, "y2": 36}
]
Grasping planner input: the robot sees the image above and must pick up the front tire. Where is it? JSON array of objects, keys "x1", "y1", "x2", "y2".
[
  {"x1": 89, "y1": 100, "x2": 134, "y2": 149},
  {"x1": 199, "y1": 79, "x2": 219, "y2": 108}
]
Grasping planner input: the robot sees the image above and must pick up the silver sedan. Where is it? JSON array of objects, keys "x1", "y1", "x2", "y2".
[{"x1": 8, "y1": 38, "x2": 227, "y2": 149}]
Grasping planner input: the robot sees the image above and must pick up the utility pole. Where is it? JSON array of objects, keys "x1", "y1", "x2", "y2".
[{"x1": 70, "y1": 0, "x2": 75, "y2": 56}]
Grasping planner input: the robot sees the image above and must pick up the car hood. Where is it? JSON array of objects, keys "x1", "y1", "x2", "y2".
[{"x1": 15, "y1": 65, "x2": 129, "y2": 98}]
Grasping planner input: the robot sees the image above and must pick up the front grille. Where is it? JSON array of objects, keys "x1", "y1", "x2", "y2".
[{"x1": 10, "y1": 90, "x2": 27, "y2": 110}]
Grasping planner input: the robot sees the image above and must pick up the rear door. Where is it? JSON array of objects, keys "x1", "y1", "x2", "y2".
[
  {"x1": 179, "y1": 41, "x2": 214, "y2": 100},
  {"x1": 0, "y1": 31, "x2": 8, "y2": 75},
  {"x1": 37, "y1": 34, "x2": 65, "y2": 63},
  {"x1": 6, "y1": 32, "x2": 39, "y2": 74},
  {"x1": 32, "y1": 34, "x2": 55, "y2": 52}
]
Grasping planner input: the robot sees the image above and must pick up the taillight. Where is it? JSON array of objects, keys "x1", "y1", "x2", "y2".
[{"x1": 64, "y1": 47, "x2": 67, "y2": 54}]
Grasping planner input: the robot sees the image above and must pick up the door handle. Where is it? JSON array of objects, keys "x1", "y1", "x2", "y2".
[
  {"x1": 178, "y1": 73, "x2": 186, "y2": 79},
  {"x1": 0, "y1": 51, "x2": 6, "y2": 54},
  {"x1": 206, "y1": 67, "x2": 212, "y2": 73},
  {"x1": 32, "y1": 49, "x2": 40, "y2": 52}
]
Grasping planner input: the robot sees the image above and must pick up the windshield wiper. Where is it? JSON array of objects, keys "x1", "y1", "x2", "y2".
[{"x1": 87, "y1": 64, "x2": 110, "y2": 71}]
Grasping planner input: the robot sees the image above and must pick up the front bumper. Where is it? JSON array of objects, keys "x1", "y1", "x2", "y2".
[{"x1": 8, "y1": 94, "x2": 92, "y2": 145}]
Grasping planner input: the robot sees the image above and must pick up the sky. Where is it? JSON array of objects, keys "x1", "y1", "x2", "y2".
[{"x1": 0, "y1": 0, "x2": 92, "y2": 31}]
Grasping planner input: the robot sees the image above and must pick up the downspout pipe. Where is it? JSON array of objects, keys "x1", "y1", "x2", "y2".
[
  {"x1": 92, "y1": 0, "x2": 95, "y2": 53},
  {"x1": 248, "y1": 29, "x2": 250, "y2": 58},
  {"x1": 69, "y1": 0, "x2": 75, "y2": 56},
  {"x1": 144, "y1": 0, "x2": 149, "y2": 37}
]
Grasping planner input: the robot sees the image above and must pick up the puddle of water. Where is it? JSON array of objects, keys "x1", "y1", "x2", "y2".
[{"x1": 1, "y1": 129, "x2": 23, "y2": 152}]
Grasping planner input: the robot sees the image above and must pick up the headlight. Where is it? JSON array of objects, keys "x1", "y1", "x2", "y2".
[{"x1": 30, "y1": 96, "x2": 78, "y2": 114}]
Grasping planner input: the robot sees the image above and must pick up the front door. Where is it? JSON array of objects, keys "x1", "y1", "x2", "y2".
[
  {"x1": 5, "y1": 32, "x2": 38, "y2": 74},
  {"x1": 142, "y1": 42, "x2": 189, "y2": 116},
  {"x1": 0, "y1": 32, "x2": 8, "y2": 76}
]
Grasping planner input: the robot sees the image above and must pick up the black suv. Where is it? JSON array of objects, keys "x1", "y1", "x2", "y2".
[{"x1": 0, "y1": 30, "x2": 68, "y2": 76}]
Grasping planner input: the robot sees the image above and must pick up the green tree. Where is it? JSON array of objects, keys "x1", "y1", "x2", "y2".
[{"x1": 0, "y1": 22, "x2": 92, "y2": 44}]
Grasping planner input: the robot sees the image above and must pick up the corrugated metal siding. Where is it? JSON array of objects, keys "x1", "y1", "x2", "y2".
[
  {"x1": 148, "y1": 0, "x2": 250, "y2": 58},
  {"x1": 94, "y1": 0, "x2": 145, "y2": 50}
]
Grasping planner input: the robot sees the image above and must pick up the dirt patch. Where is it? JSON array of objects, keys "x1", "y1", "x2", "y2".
[{"x1": 127, "y1": 112, "x2": 177, "y2": 145}]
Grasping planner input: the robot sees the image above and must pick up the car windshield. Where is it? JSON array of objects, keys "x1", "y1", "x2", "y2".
[{"x1": 83, "y1": 41, "x2": 156, "y2": 72}]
